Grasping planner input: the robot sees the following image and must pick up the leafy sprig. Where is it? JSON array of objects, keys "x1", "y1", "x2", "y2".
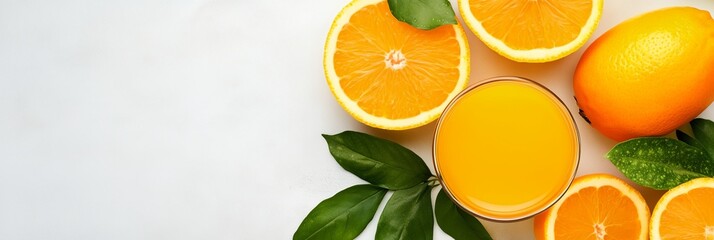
[{"x1": 294, "y1": 131, "x2": 492, "y2": 240}]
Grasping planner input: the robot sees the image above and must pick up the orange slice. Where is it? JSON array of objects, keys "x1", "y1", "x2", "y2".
[
  {"x1": 534, "y1": 174, "x2": 650, "y2": 240},
  {"x1": 459, "y1": 0, "x2": 603, "y2": 62},
  {"x1": 650, "y1": 177, "x2": 714, "y2": 240},
  {"x1": 324, "y1": 0, "x2": 470, "y2": 130}
]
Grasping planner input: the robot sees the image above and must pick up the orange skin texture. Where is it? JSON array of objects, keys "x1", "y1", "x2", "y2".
[{"x1": 574, "y1": 7, "x2": 714, "y2": 141}]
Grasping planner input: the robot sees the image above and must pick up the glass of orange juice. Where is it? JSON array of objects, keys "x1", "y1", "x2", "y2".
[{"x1": 433, "y1": 76, "x2": 580, "y2": 222}]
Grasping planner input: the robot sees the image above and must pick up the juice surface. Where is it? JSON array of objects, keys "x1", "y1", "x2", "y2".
[{"x1": 435, "y1": 80, "x2": 578, "y2": 220}]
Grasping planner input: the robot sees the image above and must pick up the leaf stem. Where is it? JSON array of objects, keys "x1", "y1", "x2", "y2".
[{"x1": 427, "y1": 176, "x2": 441, "y2": 188}]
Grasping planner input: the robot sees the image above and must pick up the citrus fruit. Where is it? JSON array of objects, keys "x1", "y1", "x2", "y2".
[
  {"x1": 534, "y1": 174, "x2": 650, "y2": 240},
  {"x1": 458, "y1": 0, "x2": 602, "y2": 62},
  {"x1": 650, "y1": 177, "x2": 714, "y2": 240},
  {"x1": 323, "y1": 0, "x2": 470, "y2": 130},
  {"x1": 574, "y1": 7, "x2": 714, "y2": 141}
]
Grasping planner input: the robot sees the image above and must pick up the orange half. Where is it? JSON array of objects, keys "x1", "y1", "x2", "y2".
[
  {"x1": 650, "y1": 177, "x2": 714, "y2": 240},
  {"x1": 534, "y1": 174, "x2": 650, "y2": 240},
  {"x1": 324, "y1": 0, "x2": 470, "y2": 130},
  {"x1": 459, "y1": 0, "x2": 603, "y2": 62}
]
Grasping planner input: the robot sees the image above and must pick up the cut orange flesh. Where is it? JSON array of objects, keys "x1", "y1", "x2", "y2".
[
  {"x1": 534, "y1": 174, "x2": 650, "y2": 240},
  {"x1": 459, "y1": 0, "x2": 603, "y2": 62},
  {"x1": 650, "y1": 177, "x2": 714, "y2": 240},
  {"x1": 324, "y1": 0, "x2": 470, "y2": 130}
]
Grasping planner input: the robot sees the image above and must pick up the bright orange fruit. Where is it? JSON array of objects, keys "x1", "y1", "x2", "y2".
[
  {"x1": 574, "y1": 7, "x2": 714, "y2": 141},
  {"x1": 534, "y1": 174, "x2": 650, "y2": 240},
  {"x1": 458, "y1": 0, "x2": 603, "y2": 62},
  {"x1": 324, "y1": 0, "x2": 470, "y2": 130},
  {"x1": 650, "y1": 177, "x2": 714, "y2": 240}
]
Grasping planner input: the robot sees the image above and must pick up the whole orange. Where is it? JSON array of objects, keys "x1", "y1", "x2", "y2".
[{"x1": 574, "y1": 7, "x2": 714, "y2": 141}]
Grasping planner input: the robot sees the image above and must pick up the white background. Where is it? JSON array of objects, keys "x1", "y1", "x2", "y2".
[{"x1": 1, "y1": 0, "x2": 713, "y2": 239}]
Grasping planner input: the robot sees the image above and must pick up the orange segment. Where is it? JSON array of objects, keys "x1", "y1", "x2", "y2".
[
  {"x1": 459, "y1": 0, "x2": 602, "y2": 62},
  {"x1": 534, "y1": 174, "x2": 650, "y2": 240},
  {"x1": 324, "y1": 0, "x2": 470, "y2": 130},
  {"x1": 650, "y1": 177, "x2": 714, "y2": 240}
]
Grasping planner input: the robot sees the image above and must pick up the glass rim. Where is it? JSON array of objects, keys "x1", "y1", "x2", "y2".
[{"x1": 431, "y1": 76, "x2": 582, "y2": 222}]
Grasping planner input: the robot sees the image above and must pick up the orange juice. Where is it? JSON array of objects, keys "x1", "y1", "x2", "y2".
[{"x1": 434, "y1": 77, "x2": 579, "y2": 221}]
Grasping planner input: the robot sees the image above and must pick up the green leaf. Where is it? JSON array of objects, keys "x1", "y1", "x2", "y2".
[
  {"x1": 691, "y1": 118, "x2": 714, "y2": 161},
  {"x1": 435, "y1": 189, "x2": 492, "y2": 240},
  {"x1": 676, "y1": 130, "x2": 706, "y2": 150},
  {"x1": 607, "y1": 138, "x2": 714, "y2": 190},
  {"x1": 293, "y1": 185, "x2": 387, "y2": 240},
  {"x1": 323, "y1": 131, "x2": 432, "y2": 190},
  {"x1": 387, "y1": 0, "x2": 457, "y2": 30},
  {"x1": 376, "y1": 183, "x2": 433, "y2": 240}
]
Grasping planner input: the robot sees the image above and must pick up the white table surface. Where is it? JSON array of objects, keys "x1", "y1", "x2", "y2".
[{"x1": 1, "y1": 0, "x2": 713, "y2": 239}]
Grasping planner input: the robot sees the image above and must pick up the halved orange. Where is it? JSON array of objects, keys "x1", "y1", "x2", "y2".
[
  {"x1": 534, "y1": 174, "x2": 650, "y2": 240},
  {"x1": 650, "y1": 177, "x2": 714, "y2": 240},
  {"x1": 459, "y1": 0, "x2": 603, "y2": 62},
  {"x1": 324, "y1": 0, "x2": 470, "y2": 130}
]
